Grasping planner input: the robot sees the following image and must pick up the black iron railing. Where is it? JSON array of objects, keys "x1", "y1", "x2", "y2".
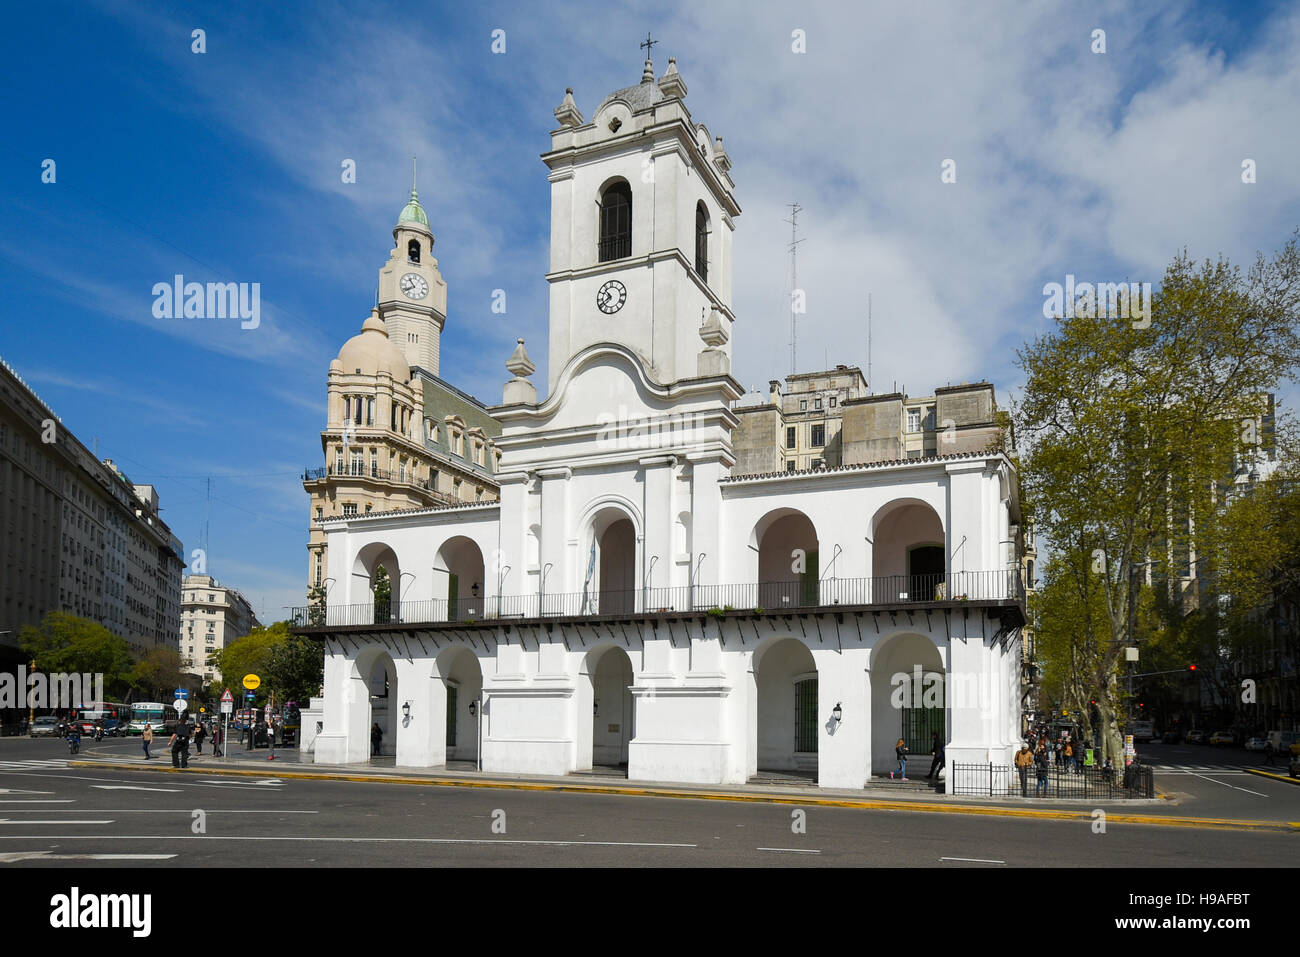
[
  {"x1": 290, "y1": 569, "x2": 1024, "y2": 628},
  {"x1": 950, "y1": 762, "x2": 1154, "y2": 799}
]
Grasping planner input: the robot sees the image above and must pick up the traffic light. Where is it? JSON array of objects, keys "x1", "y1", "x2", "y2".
[
  {"x1": 1138, "y1": 701, "x2": 1145, "y2": 709},
  {"x1": 1188, "y1": 664, "x2": 1197, "y2": 671}
]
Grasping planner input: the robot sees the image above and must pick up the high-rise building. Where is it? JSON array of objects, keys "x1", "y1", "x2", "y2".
[
  {"x1": 179, "y1": 574, "x2": 259, "y2": 685},
  {"x1": 0, "y1": 356, "x2": 184, "y2": 660}
]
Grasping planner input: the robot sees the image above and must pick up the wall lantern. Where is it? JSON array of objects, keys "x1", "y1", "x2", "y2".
[
  {"x1": 402, "y1": 702, "x2": 411, "y2": 720},
  {"x1": 832, "y1": 703, "x2": 843, "y2": 723},
  {"x1": 468, "y1": 700, "x2": 477, "y2": 717}
]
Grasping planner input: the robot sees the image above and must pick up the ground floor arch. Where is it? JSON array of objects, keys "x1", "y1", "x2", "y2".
[
  {"x1": 870, "y1": 632, "x2": 946, "y2": 776},
  {"x1": 577, "y1": 644, "x2": 636, "y2": 771},
  {"x1": 752, "y1": 636, "x2": 819, "y2": 778}
]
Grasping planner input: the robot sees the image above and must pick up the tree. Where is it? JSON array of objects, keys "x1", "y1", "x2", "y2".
[
  {"x1": 211, "y1": 622, "x2": 287, "y2": 705},
  {"x1": 306, "y1": 585, "x2": 327, "y2": 626},
  {"x1": 1016, "y1": 236, "x2": 1300, "y2": 763},
  {"x1": 373, "y1": 566, "x2": 391, "y2": 624},
  {"x1": 129, "y1": 647, "x2": 188, "y2": 702},
  {"x1": 19, "y1": 612, "x2": 134, "y2": 699},
  {"x1": 264, "y1": 631, "x2": 325, "y2": 705}
]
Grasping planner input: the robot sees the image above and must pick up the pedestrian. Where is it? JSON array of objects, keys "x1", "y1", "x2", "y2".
[
  {"x1": 1015, "y1": 742, "x2": 1034, "y2": 796},
  {"x1": 1063, "y1": 738, "x2": 1075, "y2": 773},
  {"x1": 169, "y1": 721, "x2": 191, "y2": 769},
  {"x1": 890, "y1": 737, "x2": 909, "y2": 780},
  {"x1": 927, "y1": 731, "x2": 945, "y2": 780},
  {"x1": 193, "y1": 720, "x2": 206, "y2": 755},
  {"x1": 1034, "y1": 743, "x2": 1050, "y2": 797},
  {"x1": 142, "y1": 723, "x2": 153, "y2": 760},
  {"x1": 371, "y1": 721, "x2": 383, "y2": 757}
]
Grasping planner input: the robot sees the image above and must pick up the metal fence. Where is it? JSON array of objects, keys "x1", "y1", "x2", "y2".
[
  {"x1": 950, "y1": 762, "x2": 1155, "y2": 799},
  {"x1": 290, "y1": 569, "x2": 1025, "y2": 627}
]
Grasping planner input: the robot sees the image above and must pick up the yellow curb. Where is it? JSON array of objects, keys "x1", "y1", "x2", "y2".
[
  {"x1": 1243, "y1": 768, "x2": 1300, "y2": 786},
  {"x1": 67, "y1": 760, "x2": 1298, "y2": 832}
]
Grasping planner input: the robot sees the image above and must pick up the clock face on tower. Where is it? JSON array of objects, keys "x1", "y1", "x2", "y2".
[
  {"x1": 400, "y1": 273, "x2": 429, "y2": 300},
  {"x1": 597, "y1": 279, "x2": 627, "y2": 314}
]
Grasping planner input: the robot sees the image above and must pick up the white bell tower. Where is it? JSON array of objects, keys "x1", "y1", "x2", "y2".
[{"x1": 542, "y1": 53, "x2": 740, "y2": 392}]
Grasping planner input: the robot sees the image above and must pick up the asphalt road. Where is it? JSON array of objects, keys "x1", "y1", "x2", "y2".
[{"x1": 0, "y1": 736, "x2": 1294, "y2": 867}]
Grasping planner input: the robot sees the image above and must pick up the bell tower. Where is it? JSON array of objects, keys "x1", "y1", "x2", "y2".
[
  {"x1": 378, "y1": 158, "x2": 448, "y2": 375},
  {"x1": 542, "y1": 53, "x2": 740, "y2": 392}
]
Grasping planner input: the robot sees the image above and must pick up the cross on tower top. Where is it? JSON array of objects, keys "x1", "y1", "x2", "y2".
[{"x1": 640, "y1": 32, "x2": 657, "y2": 56}]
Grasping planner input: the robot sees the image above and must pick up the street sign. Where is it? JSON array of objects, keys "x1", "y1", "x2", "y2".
[
  {"x1": 220, "y1": 689, "x2": 233, "y2": 704},
  {"x1": 174, "y1": 699, "x2": 188, "y2": 714},
  {"x1": 220, "y1": 701, "x2": 232, "y2": 715},
  {"x1": 242, "y1": 674, "x2": 261, "y2": 691},
  {"x1": 175, "y1": 688, "x2": 189, "y2": 700},
  {"x1": 245, "y1": 692, "x2": 255, "y2": 700}
]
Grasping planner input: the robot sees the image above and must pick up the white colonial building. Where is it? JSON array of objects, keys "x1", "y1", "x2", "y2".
[{"x1": 297, "y1": 55, "x2": 1026, "y2": 791}]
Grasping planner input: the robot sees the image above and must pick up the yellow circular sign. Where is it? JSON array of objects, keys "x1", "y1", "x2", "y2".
[{"x1": 242, "y1": 674, "x2": 261, "y2": 690}]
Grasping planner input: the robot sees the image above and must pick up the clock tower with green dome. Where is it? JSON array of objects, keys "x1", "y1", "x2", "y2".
[{"x1": 377, "y1": 159, "x2": 448, "y2": 375}]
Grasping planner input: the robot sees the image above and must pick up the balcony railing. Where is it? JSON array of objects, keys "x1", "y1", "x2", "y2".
[
  {"x1": 290, "y1": 570, "x2": 1024, "y2": 628},
  {"x1": 304, "y1": 465, "x2": 465, "y2": 506}
]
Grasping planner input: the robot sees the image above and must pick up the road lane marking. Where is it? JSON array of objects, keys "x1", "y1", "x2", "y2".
[
  {"x1": 0, "y1": 809, "x2": 317, "y2": 814},
  {"x1": 0, "y1": 789, "x2": 54, "y2": 794},
  {"x1": 940, "y1": 856, "x2": 1006, "y2": 864},
  {"x1": 0, "y1": 800, "x2": 75, "y2": 804},
  {"x1": 0, "y1": 835, "x2": 697, "y2": 847},
  {"x1": 756, "y1": 847, "x2": 821, "y2": 854},
  {"x1": 0, "y1": 852, "x2": 176, "y2": 862},
  {"x1": 0, "y1": 819, "x2": 112, "y2": 825},
  {"x1": 91, "y1": 785, "x2": 182, "y2": 793},
  {"x1": 1182, "y1": 771, "x2": 1268, "y2": 797}
]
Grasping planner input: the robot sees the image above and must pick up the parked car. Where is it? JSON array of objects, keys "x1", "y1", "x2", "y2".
[
  {"x1": 1267, "y1": 730, "x2": 1300, "y2": 757},
  {"x1": 1209, "y1": 730, "x2": 1235, "y2": 746},
  {"x1": 29, "y1": 716, "x2": 61, "y2": 737},
  {"x1": 1161, "y1": 730, "x2": 1182, "y2": 744},
  {"x1": 1290, "y1": 753, "x2": 1300, "y2": 779},
  {"x1": 1245, "y1": 737, "x2": 1269, "y2": 752},
  {"x1": 1185, "y1": 730, "x2": 1207, "y2": 744}
]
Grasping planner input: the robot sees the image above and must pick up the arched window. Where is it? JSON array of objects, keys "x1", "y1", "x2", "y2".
[
  {"x1": 407, "y1": 239, "x2": 420, "y2": 264},
  {"x1": 598, "y1": 181, "x2": 632, "y2": 262},
  {"x1": 694, "y1": 202, "x2": 709, "y2": 281}
]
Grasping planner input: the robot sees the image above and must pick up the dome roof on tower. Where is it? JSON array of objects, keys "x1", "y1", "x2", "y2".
[
  {"x1": 597, "y1": 61, "x2": 666, "y2": 113},
  {"x1": 397, "y1": 186, "x2": 430, "y2": 228},
  {"x1": 336, "y1": 311, "x2": 411, "y2": 383}
]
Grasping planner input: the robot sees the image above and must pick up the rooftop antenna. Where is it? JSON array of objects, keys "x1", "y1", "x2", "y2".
[{"x1": 784, "y1": 202, "x2": 804, "y2": 374}]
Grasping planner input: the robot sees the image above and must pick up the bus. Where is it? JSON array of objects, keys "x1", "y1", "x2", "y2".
[
  {"x1": 75, "y1": 702, "x2": 130, "y2": 736},
  {"x1": 128, "y1": 702, "x2": 179, "y2": 736}
]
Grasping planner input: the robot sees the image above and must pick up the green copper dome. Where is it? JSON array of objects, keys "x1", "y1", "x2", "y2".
[{"x1": 398, "y1": 187, "x2": 429, "y2": 227}]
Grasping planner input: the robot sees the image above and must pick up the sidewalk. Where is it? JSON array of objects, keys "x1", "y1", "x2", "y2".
[{"x1": 71, "y1": 744, "x2": 1175, "y2": 812}]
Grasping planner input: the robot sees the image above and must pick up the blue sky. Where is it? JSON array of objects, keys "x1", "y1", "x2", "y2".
[{"x1": 2, "y1": 0, "x2": 1298, "y2": 624}]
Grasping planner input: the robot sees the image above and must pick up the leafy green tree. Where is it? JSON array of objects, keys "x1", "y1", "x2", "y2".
[
  {"x1": 1016, "y1": 237, "x2": 1300, "y2": 761},
  {"x1": 19, "y1": 612, "x2": 134, "y2": 698},
  {"x1": 129, "y1": 647, "x2": 188, "y2": 702},
  {"x1": 265, "y1": 631, "x2": 325, "y2": 705},
  {"x1": 373, "y1": 566, "x2": 391, "y2": 623},
  {"x1": 211, "y1": 622, "x2": 287, "y2": 702},
  {"x1": 306, "y1": 585, "x2": 327, "y2": 626}
]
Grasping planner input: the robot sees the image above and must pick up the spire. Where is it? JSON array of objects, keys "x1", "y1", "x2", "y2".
[
  {"x1": 658, "y1": 56, "x2": 687, "y2": 98},
  {"x1": 397, "y1": 155, "x2": 430, "y2": 228},
  {"x1": 639, "y1": 32, "x2": 657, "y2": 83}
]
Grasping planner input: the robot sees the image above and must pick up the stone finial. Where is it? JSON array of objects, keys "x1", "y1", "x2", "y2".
[
  {"x1": 641, "y1": 57, "x2": 655, "y2": 83},
  {"x1": 697, "y1": 307, "x2": 730, "y2": 376},
  {"x1": 713, "y1": 135, "x2": 730, "y2": 172},
  {"x1": 699, "y1": 306, "x2": 729, "y2": 347},
  {"x1": 506, "y1": 337, "x2": 535, "y2": 377},
  {"x1": 554, "y1": 87, "x2": 583, "y2": 128},
  {"x1": 658, "y1": 56, "x2": 687, "y2": 99},
  {"x1": 503, "y1": 338, "x2": 537, "y2": 405}
]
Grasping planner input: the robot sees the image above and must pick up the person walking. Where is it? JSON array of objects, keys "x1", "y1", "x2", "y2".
[
  {"x1": 169, "y1": 721, "x2": 192, "y2": 769},
  {"x1": 890, "y1": 738, "x2": 909, "y2": 780},
  {"x1": 1034, "y1": 742, "x2": 1050, "y2": 797},
  {"x1": 193, "y1": 720, "x2": 206, "y2": 756},
  {"x1": 371, "y1": 722, "x2": 383, "y2": 757},
  {"x1": 211, "y1": 722, "x2": 223, "y2": 758},
  {"x1": 1015, "y1": 742, "x2": 1034, "y2": 796},
  {"x1": 142, "y1": 723, "x2": 153, "y2": 760},
  {"x1": 926, "y1": 731, "x2": 945, "y2": 780},
  {"x1": 1063, "y1": 738, "x2": 1075, "y2": 773}
]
